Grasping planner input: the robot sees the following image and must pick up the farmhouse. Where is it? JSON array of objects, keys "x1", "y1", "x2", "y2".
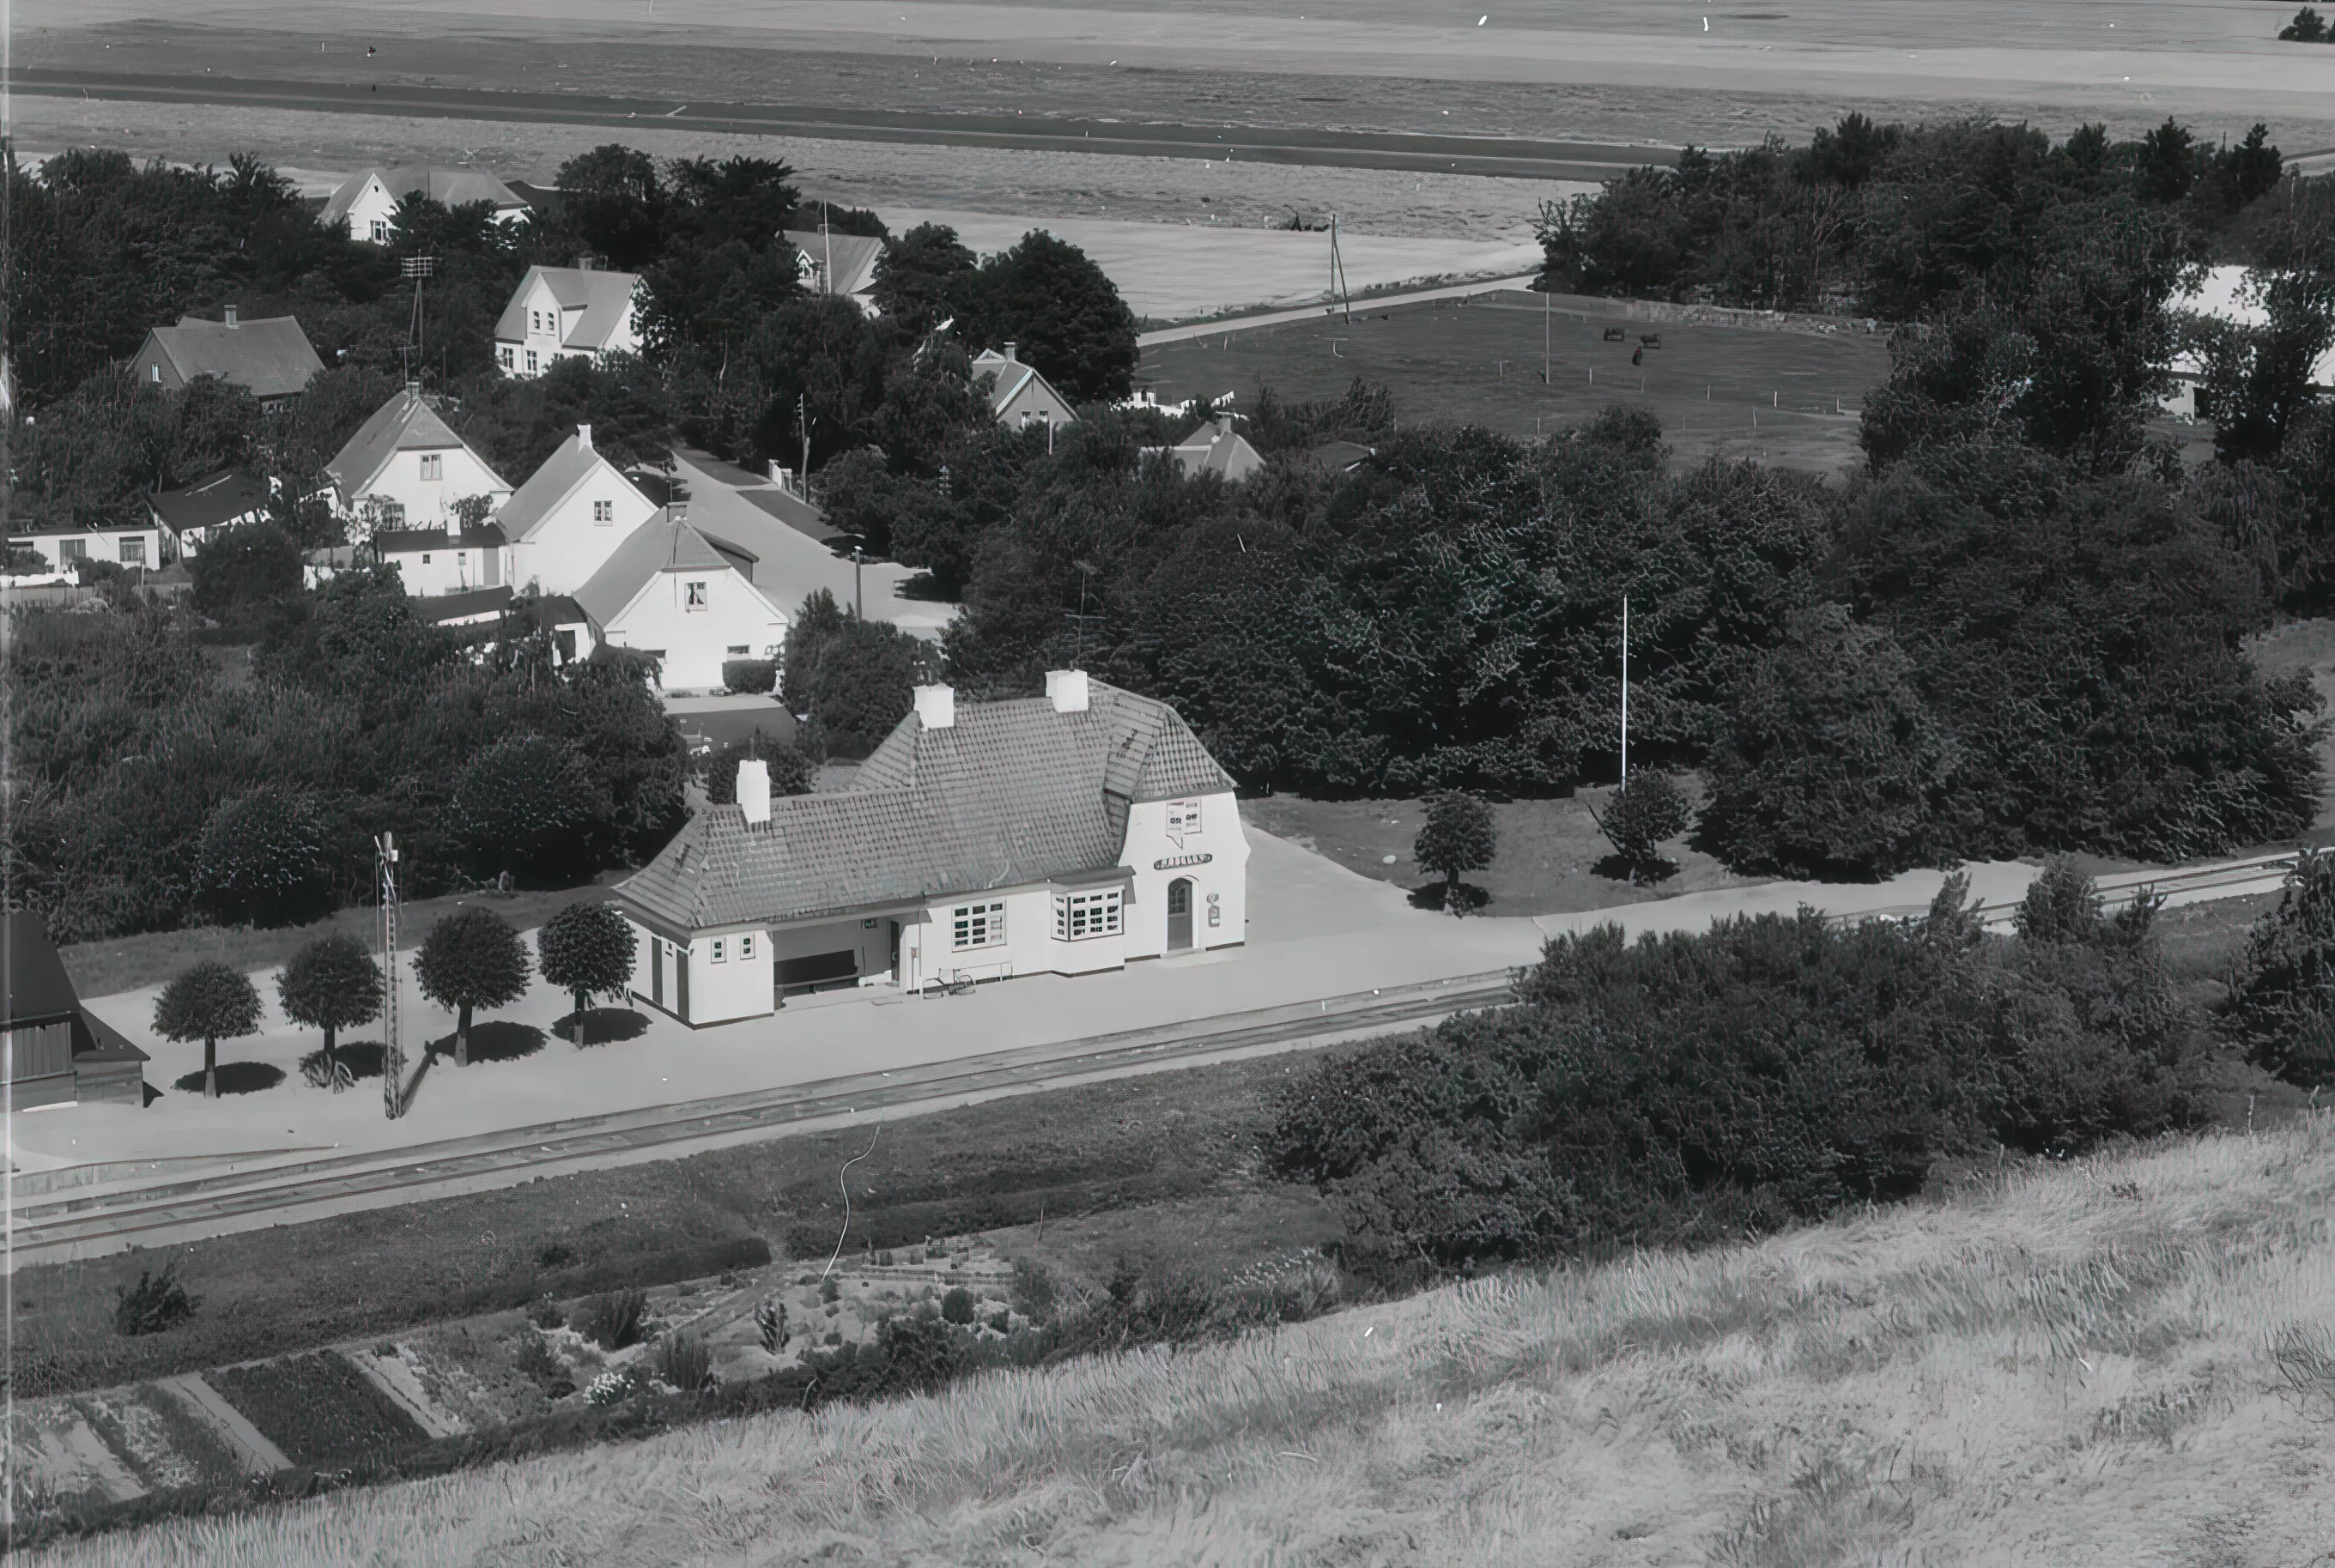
[
  {"x1": 494, "y1": 264, "x2": 644, "y2": 377},
  {"x1": 1149, "y1": 415, "x2": 1267, "y2": 482},
  {"x1": 497, "y1": 423, "x2": 662, "y2": 595},
  {"x1": 2165, "y1": 264, "x2": 2335, "y2": 420},
  {"x1": 325, "y1": 384, "x2": 513, "y2": 528},
  {"x1": 149, "y1": 468, "x2": 272, "y2": 558},
  {"x1": 1, "y1": 914, "x2": 149, "y2": 1110},
  {"x1": 971, "y1": 344, "x2": 1078, "y2": 430},
  {"x1": 573, "y1": 510, "x2": 789, "y2": 692},
  {"x1": 324, "y1": 166, "x2": 531, "y2": 244},
  {"x1": 127, "y1": 306, "x2": 324, "y2": 403},
  {"x1": 613, "y1": 671, "x2": 1248, "y2": 1026},
  {"x1": 786, "y1": 229, "x2": 884, "y2": 315}
]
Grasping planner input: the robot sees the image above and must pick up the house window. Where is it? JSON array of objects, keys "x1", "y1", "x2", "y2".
[
  {"x1": 740, "y1": 934, "x2": 756, "y2": 961},
  {"x1": 118, "y1": 537, "x2": 147, "y2": 566},
  {"x1": 58, "y1": 537, "x2": 87, "y2": 561},
  {"x1": 1166, "y1": 800, "x2": 1203, "y2": 848},
  {"x1": 420, "y1": 453, "x2": 443, "y2": 481},
  {"x1": 712, "y1": 937, "x2": 727, "y2": 964},
  {"x1": 727, "y1": 645, "x2": 749, "y2": 657},
  {"x1": 685, "y1": 581, "x2": 707, "y2": 611},
  {"x1": 525, "y1": 349, "x2": 539, "y2": 374},
  {"x1": 952, "y1": 901, "x2": 1005, "y2": 950},
  {"x1": 149, "y1": 364, "x2": 161, "y2": 384},
  {"x1": 1052, "y1": 889, "x2": 1123, "y2": 941},
  {"x1": 420, "y1": 554, "x2": 433, "y2": 565},
  {"x1": 593, "y1": 499, "x2": 614, "y2": 524},
  {"x1": 500, "y1": 346, "x2": 515, "y2": 369},
  {"x1": 369, "y1": 220, "x2": 389, "y2": 243}
]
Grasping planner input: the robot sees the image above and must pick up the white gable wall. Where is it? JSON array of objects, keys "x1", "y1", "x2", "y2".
[
  {"x1": 1119, "y1": 792, "x2": 1247, "y2": 960},
  {"x1": 351, "y1": 444, "x2": 511, "y2": 529},
  {"x1": 507, "y1": 460, "x2": 658, "y2": 595},
  {"x1": 343, "y1": 176, "x2": 400, "y2": 244},
  {"x1": 599, "y1": 564, "x2": 789, "y2": 692}
]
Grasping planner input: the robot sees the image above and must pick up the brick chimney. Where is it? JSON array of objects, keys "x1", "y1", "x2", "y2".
[
  {"x1": 737, "y1": 758, "x2": 772, "y2": 826},
  {"x1": 1046, "y1": 669, "x2": 1089, "y2": 713},
  {"x1": 914, "y1": 684, "x2": 956, "y2": 730}
]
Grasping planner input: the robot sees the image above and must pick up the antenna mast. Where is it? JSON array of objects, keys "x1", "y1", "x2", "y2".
[
  {"x1": 400, "y1": 254, "x2": 436, "y2": 383},
  {"x1": 377, "y1": 832, "x2": 404, "y2": 1119}
]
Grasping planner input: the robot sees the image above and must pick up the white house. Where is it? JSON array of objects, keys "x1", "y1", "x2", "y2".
[
  {"x1": 785, "y1": 229, "x2": 884, "y2": 315},
  {"x1": 323, "y1": 166, "x2": 531, "y2": 245},
  {"x1": 971, "y1": 344, "x2": 1079, "y2": 430},
  {"x1": 612, "y1": 671, "x2": 1248, "y2": 1026},
  {"x1": 1148, "y1": 415, "x2": 1267, "y2": 482},
  {"x1": 2166, "y1": 263, "x2": 2335, "y2": 421},
  {"x1": 4, "y1": 520, "x2": 167, "y2": 576},
  {"x1": 127, "y1": 306, "x2": 324, "y2": 403},
  {"x1": 324, "y1": 385, "x2": 513, "y2": 530},
  {"x1": 494, "y1": 265, "x2": 644, "y2": 378},
  {"x1": 496, "y1": 424, "x2": 662, "y2": 595},
  {"x1": 572, "y1": 510, "x2": 790, "y2": 693},
  {"x1": 373, "y1": 520, "x2": 512, "y2": 596}
]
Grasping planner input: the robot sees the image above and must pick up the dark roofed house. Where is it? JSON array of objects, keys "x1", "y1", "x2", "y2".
[
  {"x1": 614, "y1": 671, "x2": 1249, "y2": 1026},
  {"x1": 149, "y1": 468, "x2": 274, "y2": 556},
  {"x1": 2, "y1": 914, "x2": 149, "y2": 1110},
  {"x1": 129, "y1": 307, "x2": 324, "y2": 403}
]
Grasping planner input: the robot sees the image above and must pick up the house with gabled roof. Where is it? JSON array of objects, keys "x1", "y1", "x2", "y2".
[
  {"x1": 785, "y1": 229, "x2": 885, "y2": 316},
  {"x1": 498, "y1": 423, "x2": 662, "y2": 596},
  {"x1": 324, "y1": 384, "x2": 513, "y2": 530},
  {"x1": 2, "y1": 913, "x2": 149, "y2": 1109},
  {"x1": 324, "y1": 166, "x2": 531, "y2": 245},
  {"x1": 613, "y1": 671, "x2": 1248, "y2": 1026},
  {"x1": 148, "y1": 467, "x2": 273, "y2": 558},
  {"x1": 573, "y1": 509, "x2": 790, "y2": 693},
  {"x1": 1148, "y1": 415, "x2": 1267, "y2": 483},
  {"x1": 494, "y1": 264, "x2": 644, "y2": 378},
  {"x1": 971, "y1": 343, "x2": 1078, "y2": 431},
  {"x1": 128, "y1": 306, "x2": 324, "y2": 403}
]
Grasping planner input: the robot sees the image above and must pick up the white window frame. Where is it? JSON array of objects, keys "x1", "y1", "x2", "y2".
[
  {"x1": 592, "y1": 499, "x2": 614, "y2": 524},
  {"x1": 58, "y1": 537, "x2": 87, "y2": 561},
  {"x1": 369, "y1": 219, "x2": 389, "y2": 243},
  {"x1": 685, "y1": 581, "x2": 707, "y2": 611},
  {"x1": 500, "y1": 345, "x2": 515, "y2": 369},
  {"x1": 712, "y1": 937, "x2": 727, "y2": 964},
  {"x1": 952, "y1": 901, "x2": 1005, "y2": 950},
  {"x1": 419, "y1": 453, "x2": 443, "y2": 481},
  {"x1": 525, "y1": 349, "x2": 540, "y2": 374},
  {"x1": 117, "y1": 536, "x2": 146, "y2": 566},
  {"x1": 1052, "y1": 888, "x2": 1123, "y2": 942},
  {"x1": 739, "y1": 933, "x2": 756, "y2": 961}
]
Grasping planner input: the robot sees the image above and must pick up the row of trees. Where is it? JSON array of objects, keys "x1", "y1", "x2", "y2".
[{"x1": 155, "y1": 902, "x2": 637, "y2": 1098}]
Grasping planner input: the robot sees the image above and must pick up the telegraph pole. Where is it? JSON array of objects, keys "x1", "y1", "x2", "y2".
[{"x1": 378, "y1": 832, "x2": 404, "y2": 1119}]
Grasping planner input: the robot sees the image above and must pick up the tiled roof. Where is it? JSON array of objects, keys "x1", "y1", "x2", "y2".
[
  {"x1": 143, "y1": 315, "x2": 324, "y2": 399},
  {"x1": 149, "y1": 468, "x2": 272, "y2": 533},
  {"x1": 573, "y1": 510, "x2": 766, "y2": 627},
  {"x1": 970, "y1": 348, "x2": 1069, "y2": 419},
  {"x1": 323, "y1": 166, "x2": 530, "y2": 227},
  {"x1": 496, "y1": 431, "x2": 646, "y2": 543},
  {"x1": 785, "y1": 231, "x2": 885, "y2": 298},
  {"x1": 616, "y1": 679, "x2": 1237, "y2": 931},
  {"x1": 325, "y1": 389, "x2": 511, "y2": 499},
  {"x1": 493, "y1": 266, "x2": 642, "y2": 352},
  {"x1": 2, "y1": 912, "x2": 78, "y2": 1027}
]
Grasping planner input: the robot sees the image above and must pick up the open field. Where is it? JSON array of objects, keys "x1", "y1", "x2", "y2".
[
  {"x1": 21, "y1": 4, "x2": 2335, "y2": 149},
  {"x1": 1143, "y1": 290, "x2": 1893, "y2": 471},
  {"x1": 35, "y1": 1104, "x2": 2335, "y2": 1566}
]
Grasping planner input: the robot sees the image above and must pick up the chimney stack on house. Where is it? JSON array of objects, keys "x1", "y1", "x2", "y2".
[
  {"x1": 1046, "y1": 669, "x2": 1090, "y2": 713},
  {"x1": 222, "y1": 304, "x2": 240, "y2": 328},
  {"x1": 577, "y1": 423, "x2": 592, "y2": 451},
  {"x1": 913, "y1": 683, "x2": 956, "y2": 730},
  {"x1": 1003, "y1": 342, "x2": 1018, "y2": 363},
  {"x1": 737, "y1": 759, "x2": 772, "y2": 826}
]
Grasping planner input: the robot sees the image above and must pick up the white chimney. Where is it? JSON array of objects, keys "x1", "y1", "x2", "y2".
[
  {"x1": 737, "y1": 759, "x2": 772, "y2": 825},
  {"x1": 222, "y1": 304, "x2": 240, "y2": 328},
  {"x1": 914, "y1": 683, "x2": 956, "y2": 730},
  {"x1": 1046, "y1": 669, "x2": 1089, "y2": 713},
  {"x1": 1004, "y1": 342, "x2": 1018, "y2": 362},
  {"x1": 576, "y1": 423, "x2": 592, "y2": 451}
]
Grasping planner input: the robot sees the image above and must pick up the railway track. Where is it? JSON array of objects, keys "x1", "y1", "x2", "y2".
[{"x1": 7, "y1": 970, "x2": 1521, "y2": 1260}]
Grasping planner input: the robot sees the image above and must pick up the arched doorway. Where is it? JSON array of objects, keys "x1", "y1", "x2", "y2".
[{"x1": 1167, "y1": 878, "x2": 1194, "y2": 952}]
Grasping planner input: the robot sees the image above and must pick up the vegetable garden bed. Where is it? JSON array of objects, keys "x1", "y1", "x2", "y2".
[{"x1": 208, "y1": 1353, "x2": 428, "y2": 1468}]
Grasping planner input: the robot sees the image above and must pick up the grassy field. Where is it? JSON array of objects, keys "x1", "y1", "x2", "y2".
[
  {"x1": 1143, "y1": 292, "x2": 1892, "y2": 471},
  {"x1": 39, "y1": 1105, "x2": 2335, "y2": 1567}
]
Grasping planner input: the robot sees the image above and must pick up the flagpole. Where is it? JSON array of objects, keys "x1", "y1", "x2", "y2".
[{"x1": 1620, "y1": 596, "x2": 1629, "y2": 787}]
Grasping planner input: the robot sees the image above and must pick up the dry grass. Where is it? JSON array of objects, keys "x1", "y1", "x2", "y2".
[{"x1": 35, "y1": 1114, "x2": 2335, "y2": 1566}]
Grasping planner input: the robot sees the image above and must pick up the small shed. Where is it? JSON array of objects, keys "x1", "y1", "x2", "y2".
[{"x1": 2, "y1": 914, "x2": 148, "y2": 1109}]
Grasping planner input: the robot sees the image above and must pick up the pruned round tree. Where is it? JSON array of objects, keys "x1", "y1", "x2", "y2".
[
  {"x1": 415, "y1": 907, "x2": 533, "y2": 1068},
  {"x1": 154, "y1": 960, "x2": 264, "y2": 1100},
  {"x1": 1593, "y1": 771, "x2": 1693, "y2": 885},
  {"x1": 276, "y1": 932, "x2": 383, "y2": 1092},
  {"x1": 194, "y1": 785, "x2": 333, "y2": 928},
  {"x1": 1413, "y1": 791, "x2": 1497, "y2": 917},
  {"x1": 537, "y1": 902, "x2": 638, "y2": 1046}
]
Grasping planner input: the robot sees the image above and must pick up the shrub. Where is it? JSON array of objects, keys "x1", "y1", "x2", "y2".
[
  {"x1": 702, "y1": 731, "x2": 818, "y2": 803},
  {"x1": 939, "y1": 1286, "x2": 975, "y2": 1325},
  {"x1": 2281, "y1": 6, "x2": 2330, "y2": 41},
  {"x1": 2223, "y1": 848, "x2": 2335, "y2": 1085},
  {"x1": 820, "y1": 1274, "x2": 840, "y2": 1305},
  {"x1": 577, "y1": 1288, "x2": 649, "y2": 1351},
  {"x1": 511, "y1": 1332, "x2": 562, "y2": 1384},
  {"x1": 653, "y1": 1333, "x2": 715, "y2": 1393},
  {"x1": 1010, "y1": 1258, "x2": 1057, "y2": 1323},
  {"x1": 721, "y1": 658, "x2": 778, "y2": 693},
  {"x1": 755, "y1": 1299, "x2": 791, "y2": 1354},
  {"x1": 526, "y1": 1297, "x2": 566, "y2": 1331},
  {"x1": 584, "y1": 1367, "x2": 647, "y2": 1408},
  {"x1": 113, "y1": 1265, "x2": 200, "y2": 1336},
  {"x1": 1594, "y1": 771, "x2": 1691, "y2": 881},
  {"x1": 536, "y1": 1243, "x2": 576, "y2": 1270}
]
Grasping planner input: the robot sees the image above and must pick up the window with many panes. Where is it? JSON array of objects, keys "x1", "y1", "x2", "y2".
[
  {"x1": 1052, "y1": 889, "x2": 1122, "y2": 941},
  {"x1": 500, "y1": 346, "x2": 515, "y2": 368},
  {"x1": 712, "y1": 938, "x2": 727, "y2": 963},
  {"x1": 739, "y1": 934, "x2": 756, "y2": 960},
  {"x1": 593, "y1": 499, "x2": 614, "y2": 523},
  {"x1": 952, "y1": 902, "x2": 1005, "y2": 949},
  {"x1": 118, "y1": 537, "x2": 146, "y2": 566},
  {"x1": 58, "y1": 538, "x2": 87, "y2": 561}
]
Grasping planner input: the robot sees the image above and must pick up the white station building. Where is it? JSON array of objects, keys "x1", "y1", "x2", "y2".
[{"x1": 614, "y1": 672, "x2": 1248, "y2": 1026}]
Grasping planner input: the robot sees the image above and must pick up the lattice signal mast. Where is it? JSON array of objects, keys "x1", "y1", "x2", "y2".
[
  {"x1": 400, "y1": 254, "x2": 436, "y2": 384},
  {"x1": 377, "y1": 831, "x2": 405, "y2": 1119}
]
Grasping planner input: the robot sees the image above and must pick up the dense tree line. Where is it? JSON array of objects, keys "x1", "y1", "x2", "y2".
[
  {"x1": 1271, "y1": 864, "x2": 2200, "y2": 1279},
  {"x1": 3, "y1": 573, "x2": 686, "y2": 941}
]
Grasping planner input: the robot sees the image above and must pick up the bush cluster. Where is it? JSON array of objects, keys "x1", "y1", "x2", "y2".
[{"x1": 1271, "y1": 865, "x2": 2205, "y2": 1279}]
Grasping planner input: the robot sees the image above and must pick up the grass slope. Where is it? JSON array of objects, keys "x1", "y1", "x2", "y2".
[{"x1": 38, "y1": 1113, "x2": 2335, "y2": 1566}]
